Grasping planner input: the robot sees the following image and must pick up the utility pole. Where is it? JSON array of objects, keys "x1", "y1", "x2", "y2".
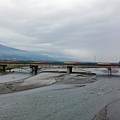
[
  {"x1": 94, "y1": 56, "x2": 96, "y2": 62},
  {"x1": 4, "y1": 54, "x2": 5, "y2": 60},
  {"x1": 46, "y1": 55, "x2": 48, "y2": 61}
]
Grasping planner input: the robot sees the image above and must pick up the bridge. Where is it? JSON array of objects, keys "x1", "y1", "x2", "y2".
[{"x1": 0, "y1": 60, "x2": 120, "y2": 75}]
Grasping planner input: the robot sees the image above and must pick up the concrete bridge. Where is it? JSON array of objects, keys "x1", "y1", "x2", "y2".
[{"x1": 0, "y1": 60, "x2": 120, "y2": 75}]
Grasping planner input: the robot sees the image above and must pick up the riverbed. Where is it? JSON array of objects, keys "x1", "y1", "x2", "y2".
[{"x1": 0, "y1": 67, "x2": 120, "y2": 120}]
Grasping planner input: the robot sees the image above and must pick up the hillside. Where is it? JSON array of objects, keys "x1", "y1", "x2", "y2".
[{"x1": 0, "y1": 44, "x2": 55, "y2": 61}]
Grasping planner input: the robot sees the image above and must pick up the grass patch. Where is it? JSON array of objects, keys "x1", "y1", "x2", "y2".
[{"x1": 6, "y1": 65, "x2": 28, "y2": 70}]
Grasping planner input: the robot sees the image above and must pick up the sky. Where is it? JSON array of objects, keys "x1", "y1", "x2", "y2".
[{"x1": 0, "y1": 0, "x2": 120, "y2": 62}]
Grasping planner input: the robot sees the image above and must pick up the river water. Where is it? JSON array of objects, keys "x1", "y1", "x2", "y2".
[
  {"x1": 0, "y1": 67, "x2": 32, "y2": 83},
  {"x1": 0, "y1": 68, "x2": 120, "y2": 120}
]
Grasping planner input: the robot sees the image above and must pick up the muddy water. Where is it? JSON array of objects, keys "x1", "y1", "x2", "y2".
[{"x1": 0, "y1": 68, "x2": 120, "y2": 120}]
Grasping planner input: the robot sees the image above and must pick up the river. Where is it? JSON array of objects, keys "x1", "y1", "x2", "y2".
[
  {"x1": 0, "y1": 68, "x2": 120, "y2": 120},
  {"x1": 0, "y1": 67, "x2": 32, "y2": 83}
]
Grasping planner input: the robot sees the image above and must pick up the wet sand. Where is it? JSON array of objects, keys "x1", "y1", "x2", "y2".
[
  {"x1": 93, "y1": 106, "x2": 109, "y2": 120},
  {"x1": 93, "y1": 99, "x2": 120, "y2": 120},
  {"x1": 0, "y1": 70, "x2": 96, "y2": 94}
]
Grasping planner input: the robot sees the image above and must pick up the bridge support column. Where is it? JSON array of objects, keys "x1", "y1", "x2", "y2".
[
  {"x1": 67, "y1": 66, "x2": 73, "y2": 74},
  {"x1": 34, "y1": 66, "x2": 38, "y2": 75},
  {"x1": 1, "y1": 65, "x2": 7, "y2": 73},
  {"x1": 108, "y1": 67, "x2": 112, "y2": 76},
  {"x1": 30, "y1": 65, "x2": 38, "y2": 75}
]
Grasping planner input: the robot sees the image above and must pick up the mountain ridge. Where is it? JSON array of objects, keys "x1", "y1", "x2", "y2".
[
  {"x1": 0, "y1": 44, "x2": 75, "y2": 61},
  {"x1": 0, "y1": 44, "x2": 55, "y2": 61}
]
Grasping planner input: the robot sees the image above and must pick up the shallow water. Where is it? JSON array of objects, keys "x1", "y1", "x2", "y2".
[
  {"x1": 0, "y1": 68, "x2": 120, "y2": 120},
  {"x1": 0, "y1": 68, "x2": 32, "y2": 83}
]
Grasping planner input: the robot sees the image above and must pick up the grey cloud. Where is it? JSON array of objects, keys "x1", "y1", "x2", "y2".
[{"x1": 0, "y1": 0, "x2": 120, "y2": 61}]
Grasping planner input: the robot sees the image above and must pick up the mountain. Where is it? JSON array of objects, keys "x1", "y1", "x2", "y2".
[
  {"x1": 0, "y1": 44, "x2": 76, "y2": 61},
  {"x1": 0, "y1": 44, "x2": 55, "y2": 61}
]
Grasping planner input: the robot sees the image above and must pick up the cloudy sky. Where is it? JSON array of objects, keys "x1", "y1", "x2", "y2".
[{"x1": 0, "y1": 0, "x2": 120, "y2": 62}]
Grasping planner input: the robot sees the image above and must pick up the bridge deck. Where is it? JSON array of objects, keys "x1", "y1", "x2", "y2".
[{"x1": 0, "y1": 61, "x2": 120, "y2": 67}]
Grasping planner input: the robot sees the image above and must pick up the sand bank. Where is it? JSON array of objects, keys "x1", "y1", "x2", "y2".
[{"x1": 0, "y1": 71, "x2": 96, "y2": 94}]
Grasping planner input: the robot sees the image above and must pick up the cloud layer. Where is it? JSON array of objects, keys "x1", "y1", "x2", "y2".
[{"x1": 0, "y1": 0, "x2": 120, "y2": 62}]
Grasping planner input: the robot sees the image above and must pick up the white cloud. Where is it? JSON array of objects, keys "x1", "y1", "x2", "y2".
[{"x1": 63, "y1": 48, "x2": 95, "y2": 61}]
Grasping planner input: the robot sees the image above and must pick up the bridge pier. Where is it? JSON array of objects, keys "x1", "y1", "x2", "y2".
[
  {"x1": 108, "y1": 67, "x2": 112, "y2": 76},
  {"x1": 30, "y1": 65, "x2": 38, "y2": 75},
  {"x1": 67, "y1": 66, "x2": 73, "y2": 74},
  {"x1": 0, "y1": 65, "x2": 7, "y2": 72}
]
